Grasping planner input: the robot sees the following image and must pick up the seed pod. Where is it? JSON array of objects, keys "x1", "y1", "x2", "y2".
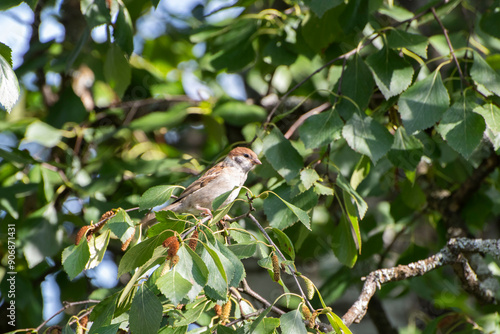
[
  {"x1": 301, "y1": 275, "x2": 315, "y2": 300},
  {"x1": 214, "y1": 304, "x2": 222, "y2": 316},
  {"x1": 309, "y1": 310, "x2": 318, "y2": 329},
  {"x1": 121, "y1": 228, "x2": 136, "y2": 251},
  {"x1": 272, "y1": 254, "x2": 280, "y2": 282},
  {"x1": 220, "y1": 301, "x2": 232, "y2": 325},
  {"x1": 171, "y1": 255, "x2": 180, "y2": 266},
  {"x1": 163, "y1": 236, "x2": 180, "y2": 259},
  {"x1": 75, "y1": 226, "x2": 91, "y2": 245},
  {"x1": 94, "y1": 210, "x2": 114, "y2": 233},
  {"x1": 301, "y1": 304, "x2": 312, "y2": 322},
  {"x1": 189, "y1": 230, "x2": 199, "y2": 251}
]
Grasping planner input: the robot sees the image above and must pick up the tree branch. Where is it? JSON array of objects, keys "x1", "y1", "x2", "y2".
[{"x1": 342, "y1": 238, "x2": 500, "y2": 327}]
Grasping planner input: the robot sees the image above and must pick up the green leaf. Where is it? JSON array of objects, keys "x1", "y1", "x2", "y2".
[
  {"x1": 365, "y1": 47, "x2": 414, "y2": 100},
  {"x1": 471, "y1": 52, "x2": 500, "y2": 97},
  {"x1": 327, "y1": 311, "x2": 353, "y2": 334},
  {"x1": 147, "y1": 213, "x2": 185, "y2": 237},
  {"x1": 25, "y1": 121, "x2": 62, "y2": 148},
  {"x1": 201, "y1": 242, "x2": 228, "y2": 301},
  {"x1": 264, "y1": 187, "x2": 315, "y2": 230},
  {"x1": 480, "y1": 6, "x2": 500, "y2": 39},
  {"x1": 0, "y1": 49, "x2": 20, "y2": 113},
  {"x1": 343, "y1": 190, "x2": 361, "y2": 254},
  {"x1": 81, "y1": 0, "x2": 111, "y2": 28},
  {"x1": 213, "y1": 101, "x2": 267, "y2": 126},
  {"x1": 118, "y1": 231, "x2": 172, "y2": 277},
  {"x1": 339, "y1": 0, "x2": 369, "y2": 34},
  {"x1": 263, "y1": 127, "x2": 303, "y2": 183},
  {"x1": 89, "y1": 293, "x2": 118, "y2": 334},
  {"x1": 334, "y1": 55, "x2": 374, "y2": 120},
  {"x1": 173, "y1": 300, "x2": 209, "y2": 327},
  {"x1": 342, "y1": 113, "x2": 394, "y2": 163},
  {"x1": 227, "y1": 243, "x2": 257, "y2": 259},
  {"x1": 104, "y1": 44, "x2": 131, "y2": 98},
  {"x1": 280, "y1": 308, "x2": 307, "y2": 334},
  {"x1": 387, "y1": 127, "x2": 424, "y2": 170},
  {"x1": 303, "y1": 0, "x2": 343, "y2": 18},
  {"x1": 62, "y1": 238, "x2": 91, "y2": 280},
  {"x1": 336, "y1": 173, "x2": 368, "y2": 219},
  {"x1": 87, "y1": 230, "x2": 111, "y2": 269},
  {"x1": 213, "y1": 239, "x2": 246, "y2": 287},
  {"x1": 300, "y1": 168, "x2": 320, "y2": 190},
  {"x1": 0, "y1": 43, "x2": 12, "y2": 68},
  {"x1": 301, "y1": 8, "x2": 342, "y2": 52},
  {"x1": 437, "y1": 94, "x2": 485, "y2": 159},
  {"x1": 387, "y1": 29, "x2": 429, "y2": 58},
  {"x1": 332, "y1": 215, "x2": 358, "y2": 267},
  {"x1": 474, "y1": 103, "x2": 500, "y2": 134},
  {"x1": 105, "y1": 208, "x2": 134, "y2": 243},
  {"x1": 129, "y1": 284, "x2": 163, "y2": 334},
  {"x1": 350, "y1": 155, "x2": 371, "y2": 190},
  {"x1": 175, "y1": 246, "x2": 209, "y2": 301},
  {"x1": 139, "y1": 185, "x2": 183, "y2": 211},
  {"x1": 212, "y1": 188, "x2": 236, "y2": 211},
  {"x1": 114, "y1": 4, "x2": 134, "y2": 56},
  {"x1": 298, "y1": 110, "x2": 343, "y2": 149},
  {"x1": 398, "y1": 70, "x2": 449, "y2": 134},
  {"x1": 271, "y1": 228, "x2": 295, "y2": 260},
  {"x1": 157, "y1": 268, "x2": 193, "y2": 305}
]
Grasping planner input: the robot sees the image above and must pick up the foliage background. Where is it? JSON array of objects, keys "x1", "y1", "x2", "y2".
[{"x1": 1, "y1": 0, "x2": 500, "y2": 333}]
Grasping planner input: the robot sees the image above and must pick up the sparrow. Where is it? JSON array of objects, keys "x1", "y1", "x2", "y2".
[{"x1": 156, "y1": 147, "x2": 261, "y2": 217}]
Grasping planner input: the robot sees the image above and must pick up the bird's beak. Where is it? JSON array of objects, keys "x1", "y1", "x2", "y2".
[{"x1": 253, "y1": 158, "x2": 262, "y2": 165}]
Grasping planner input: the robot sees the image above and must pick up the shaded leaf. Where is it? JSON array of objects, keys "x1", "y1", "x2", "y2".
[
  {"x1": 334, "y1": 55, "x2": 374, "y2": 120},
  {"x1": 175, "y1": 246, "x2": 209, "y2": 301},
  {"x1": 263, "y1": 127, "x2": 303, "y2": 183},
  {"x1": 280, "y1": 308, "x2": 307, "y2": 334},
  {"x1": 303, "y1": 0, "x2": 343, "y2": 18},
  {"x1": 332, "y1": 215, "x2": 358, "y2": 267},
  {"x1": 299, "y1": 110, "x2": 343, "y2": 149},
  {"x1": 89, "y1": 293, "x2": 118, "y2": 334},
  {"x1": 156, "y1": 268, "x2": 193, "y2": 305},
  {"x1": 387, "y1": 127, "x2": 424, "y2": 170},
  {"x1": 62, "y1": 238, "x2": 91, "y2": 280},
  {"x1": 213, "y1": 101, "x2": 267, "y2": 126},
  {"x1": 387, "y1": 29, "x2": 429, "y2": 58},
  {"x1": 398, "y1": 70, "x2": 449, "y2": 134},
  {"x1": 114, "y1": 4, "x2": 134, "y2": 56},
  {"x1": 336, "y1": 173, "x2": 368, "y2": 219},
  {"x1": 263, "y1": 187, "x2": 315, "y2": 230},
  {"x1": 104, "y1": 44, "x2": 131, "y2": 98},
  {"x1": 130, "y1": 285, "x2": 163, "y2": 334},
  {"x1": 342, "y1": 113, "x2": 393, "y2": 163},
  {"x1": 271, "y1": 228, "x2": 295, "y2": 260},
  {"x1": 365, "y1": 47, "x2": 414, "y2": 99},
  {"x1": 471, "y1": 52, "x2": 500, "y2": 97},
  {"x1": 139, "y1": 185, "x2": 183, "y2": 211},
  {"x1": 437, "y1": 95, "x2": 485, "y2": 159},
  {"x1": 474, "y1": 103, "x2": 500, "y2": 134},
  {"x1": 300, "y1": 168, "x2": 320, "y2": 190}
]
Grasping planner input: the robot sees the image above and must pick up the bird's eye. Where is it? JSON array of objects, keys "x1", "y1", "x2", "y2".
[{"x1": 243, "y1": 153, "x2": 250, "y2": 158}]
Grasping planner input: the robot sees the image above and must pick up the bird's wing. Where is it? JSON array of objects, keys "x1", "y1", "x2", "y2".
[{"x1": 171, "y1": 162, "x2": 225, "y2": 203}]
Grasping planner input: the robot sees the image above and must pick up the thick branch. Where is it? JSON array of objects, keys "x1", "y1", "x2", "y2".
[{"x1": 342, "y1": 238, "x2": 500, "y2": 327}]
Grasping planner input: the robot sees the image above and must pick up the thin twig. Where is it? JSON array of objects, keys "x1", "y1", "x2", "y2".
[
  {"x1": 248, "y1": 214, "x2": 314, "y2": 311},
  {"x1": 239, "y1": 279, "x2": 286, "y2": 315},
  {"x1": 284, "y1": 102, "x2": 331, "y2": 139},
  {"x1": 35, "y1": 300, "x2": 100, "y2": 331},
  {"x1": 431, "y1": 7, "x2": 466, "y2": 88}
]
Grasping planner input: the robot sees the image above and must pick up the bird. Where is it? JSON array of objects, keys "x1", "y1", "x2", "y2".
[{"x1": 153, "y1": 147, "x2": 261, "y2": 218}]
